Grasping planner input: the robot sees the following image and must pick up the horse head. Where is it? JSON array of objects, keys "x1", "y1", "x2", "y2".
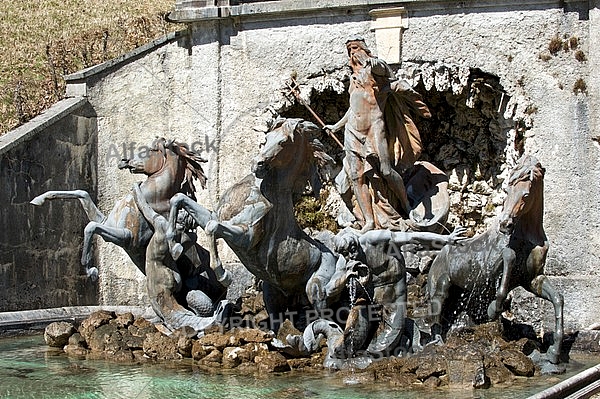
[
  {"x1": 118, "y1": 138, "x2": 174, "y2": 175},
  {"x1": 499, "y1": 155, "x2": 545, "y2": 234},
  {"x1": 119, "y1": 138, "x2": 207, "y2": 197},
  {"x1": 252, "y1": 118, "x2": 332, "y2": 196}
]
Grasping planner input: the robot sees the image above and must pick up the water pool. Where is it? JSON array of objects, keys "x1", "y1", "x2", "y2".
[{"x1": 0, "y1": 334, "x2": 594, "y2": 399}]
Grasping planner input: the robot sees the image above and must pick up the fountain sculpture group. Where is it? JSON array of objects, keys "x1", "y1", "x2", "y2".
[{"x1": 31, "y1": 37, "x2": 564, "y2": 369}]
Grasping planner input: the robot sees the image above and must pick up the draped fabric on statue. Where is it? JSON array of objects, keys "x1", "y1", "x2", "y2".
[
  {"x1": 336, "y1": 79, "x2": 434, "y2": 231},
  {"x1": 385, "y1": 80, "x2": 431, "y2": 171},
  {"x1": 370, "y1": 80, "x2": 432, "y2": 229}
]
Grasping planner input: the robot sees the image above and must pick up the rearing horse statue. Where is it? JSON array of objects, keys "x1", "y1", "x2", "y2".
[
  {"x1": 167, "y1": 119, "x2": 339, "y2": 329},
  {"x1": 31, "y1": 138, "x2": 229, "y2": 332},
  {"x1": 427, "y1": 155, "x2": 563, "y2": 364}
]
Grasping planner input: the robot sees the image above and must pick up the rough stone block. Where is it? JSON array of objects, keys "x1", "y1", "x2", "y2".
[{"x1": 44, "y1": 321, "x2": 76, "y2": 347}]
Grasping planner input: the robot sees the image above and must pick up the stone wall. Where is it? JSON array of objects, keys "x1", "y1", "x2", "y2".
[
  {"x1": 400, "y1": 1, "x2": 600, "y2": 332},
  {"x1": 0, "y1": 98, "x2": 98, "y2": 311},
  {"x1": 5, "y1": 0, "x2": 598, "y2": 333}
]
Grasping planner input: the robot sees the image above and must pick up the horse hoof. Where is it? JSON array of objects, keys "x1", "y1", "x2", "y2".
[
  {"x1": 546, "y1": 347, "x2": 560, "y2": 364},
  {"x1": 205, "y1": 219, "x2": 218, "y2": 235},
  {"x1": 213, "y1": 300, "x2": 232, "y2": 324},
  {"x1": 170, "y1": 243, "x2": 184, "y2": 260},
  {"x1": 30, "y1": 196, "x2": 45, "y2": 206},
  {"x1": 86, "y1": 267, "x2": 99, "y2": 282},
  {"x1": 487, "y1": 301, "x2": 499, "y2": 320},
  {"x1": 217, "y1": 269, "x2": 232, "y2": 287}
]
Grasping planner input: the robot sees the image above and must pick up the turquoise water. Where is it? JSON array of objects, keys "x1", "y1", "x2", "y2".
[{"x1": 0, "y1": 334, "x2": 594, "y2": 399}]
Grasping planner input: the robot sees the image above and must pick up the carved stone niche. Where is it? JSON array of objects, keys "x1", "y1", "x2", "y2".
[{"x1": 369, "y1": 7, "x2": 408, "y2": 65}]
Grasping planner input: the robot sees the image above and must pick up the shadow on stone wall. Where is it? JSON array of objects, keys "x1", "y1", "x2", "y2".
[{"x1": 0, "y1": 100, "x2": 99, "y2": 311}]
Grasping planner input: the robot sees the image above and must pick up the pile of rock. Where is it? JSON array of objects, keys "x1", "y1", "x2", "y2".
[
  {"x1": 360, "y1": 321, "x2": 540, "y2": 389},
  {"x1": 44, "y1": 310, "x2": 326, "y2": 373},
  {"x1": 45, "y1": 310, "x2": 551, "y2": 387}
]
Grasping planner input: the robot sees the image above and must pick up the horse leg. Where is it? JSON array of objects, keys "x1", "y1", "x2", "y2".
[
  {"x1": 262, "y1": 282, "x2": 289, "y2": 332},
  {"x1": 204, "y1": 222, "x2": 232, "y2": 288},
  {"x1": 205, "y1": 219, "x2": 249, "y2": 254},
  {"x1": 529, "y1": 275, "x2": 564, "y2": 364},
  {"x1": 488, "y1": 248, "x2": 516, "y2": 320},
  {"x1": 428, "y1": 272, "x2": 451, "y2": 344},
  {"x1": 81, "y1": 221, "x2": 133, "y2": 280},
  {"x1": 30, "y1": 190, "x2": 105, "y2": 223}
]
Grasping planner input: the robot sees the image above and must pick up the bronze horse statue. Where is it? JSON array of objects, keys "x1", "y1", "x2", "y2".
[
  {"x1": 31, "y1": 138, "x2": 229, "y2": 331},
  {"x1": 167, "y1": 119, "x2": 339, "y2": 329},
  {"x1": 427, "y1": 155, "x2": 563, "y2": 364}
]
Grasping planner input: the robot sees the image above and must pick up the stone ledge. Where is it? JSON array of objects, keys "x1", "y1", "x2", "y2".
[
  {"x1": 64, "y1": 31, "x2": 185, "y2": 84},
  {"x1": 0, "y1": 306, "x2": 153, "y2": 333},
  {"x1": 169, "y1": 0, "x2": 403, "y2": 22},
  {"x1": 0, "y1": 97, "x2": 88, "y2": 156},
  {"x1": 168, "y1": 0, "x2": 585, "y2": 23}
]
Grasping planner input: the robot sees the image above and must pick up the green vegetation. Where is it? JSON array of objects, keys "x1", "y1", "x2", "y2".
[
  {"x1": 0, "y1": 0, "x2": 180, "y2": 134},
  {"x1": 294, "y1": 191, "x2": 339, "y2": 233},
  {"x1": 573, "y1": 78, "x2": 587, "y2": 95}
]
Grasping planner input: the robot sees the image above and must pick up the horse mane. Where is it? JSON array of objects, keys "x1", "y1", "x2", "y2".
[
  {"x1": 273, "y1": 118, "x2": 333, "y2": 198},
  {"x1": 307, "y1": 139, "x2": 334, "y2": 198},
  {"x1": 157, "y1": 138, "x2": 207, "y2": 198},
  {"x1": 508, "y1": 155, "x2": 545, "y2": 186},
  {"x1": 507, "y1": 154, "x2": 546, "y2": 239}
]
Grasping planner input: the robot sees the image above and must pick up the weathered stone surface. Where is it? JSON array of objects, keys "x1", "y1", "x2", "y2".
[
  {"x1": 255, "y1": 352, "x2": 291, "y2": 373},
  {"x1": 510, "y1": 337, "x2": 542, "y2": 355},
  {"x1": 87, "y1": 323, "x2": 119, "y2": 352},
  {"x1": 339, "y1": 370, "x2": 377, "y2": 384},
  {"x1": 191, "y1": 341, "x2": 215, "y2": 361},
  {"x1": 142, "y1": 332, "x2": 182, "y2": 360},
  {"x1": 276, "y1": 319, "x2": 302, "y2": 342},
  {"x1": 287, "y1": 357, "x2": 314, "y2": 370},
  {"x1": 0, "y1": 98, "x2": 98, "y2": 312},
  {"x1": 222, "y1": 346, "x2": 245, "y2": 368},
  {"x1": 44, "y1": 321, "x2": 76, "y2": 347},
  {"x1": 197, "y1": 332, "x2": 239, "y2": 351},
  {"x1": 68, "y1": 332, "x2": 86, "y2": 347},
  {"x1": 446, "y1": 358, "x2": 483, "y2": 389},
  {"x1": 415, "y1": 357, "x2": 446, "y2": 381},
  {"x1": 423, "y1": 375, "x2": 442, "y2": 388},
  {"x1": 123, "y1": 333, "x2": 145, "y2": 350},
  {"x1": 501, "y1": 349, "x2": 535, "y2": 377},
  {"x1": 176, "y1": 335, "x2": 194, "y2": 358},
  {"x1": 111, "y1": 312, "x2": 134, "y2": 329},
  {"x1": 79, "y1": 310, "x2": 115, "y2": 342},
  {"x1": 172, "y1": 326, "x2": 197, "y2": 357},
  {"x1": 198, "y1": 349, "x2": 223, "y2": 366},
  {"x1": 234, "y1": 327, "x2": 274, "y2": 344},
  {"x1": 64, "y1": 344, "x2": 89, "y2": 358},
  {"x1": 387, "y1": 373, "x2": 420, "y2": 387},
  {"x1": 485, "y1": 364, "x2": 515, "y2": 385},
  {"x1": 128, "y1": 317, "x2": 157, "y2": 338}
]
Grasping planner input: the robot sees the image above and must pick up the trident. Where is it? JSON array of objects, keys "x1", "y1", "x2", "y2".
[{"x1": 284, "y1": 76, "x2": 344, "y2": 149}]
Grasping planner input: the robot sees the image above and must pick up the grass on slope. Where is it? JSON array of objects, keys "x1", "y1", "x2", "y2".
[{"x1": 0, "y1": 0, "x2": 179, "y2": 134}]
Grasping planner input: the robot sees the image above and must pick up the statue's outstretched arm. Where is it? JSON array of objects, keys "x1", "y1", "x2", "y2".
[
  {"x1": 324, "y1": 109, "x2": 350, "y2": 134},
  {"x1": 388, "y1": 226, "x2": 467, "y2": 250},
  {"x1": 358, "y1": 227, "x2": 466, "y2": 251}
]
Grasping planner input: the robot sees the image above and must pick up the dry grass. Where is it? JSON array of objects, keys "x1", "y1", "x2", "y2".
[{"x1": 0, "y1": 0, "x2": 180, "y2": 134}]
